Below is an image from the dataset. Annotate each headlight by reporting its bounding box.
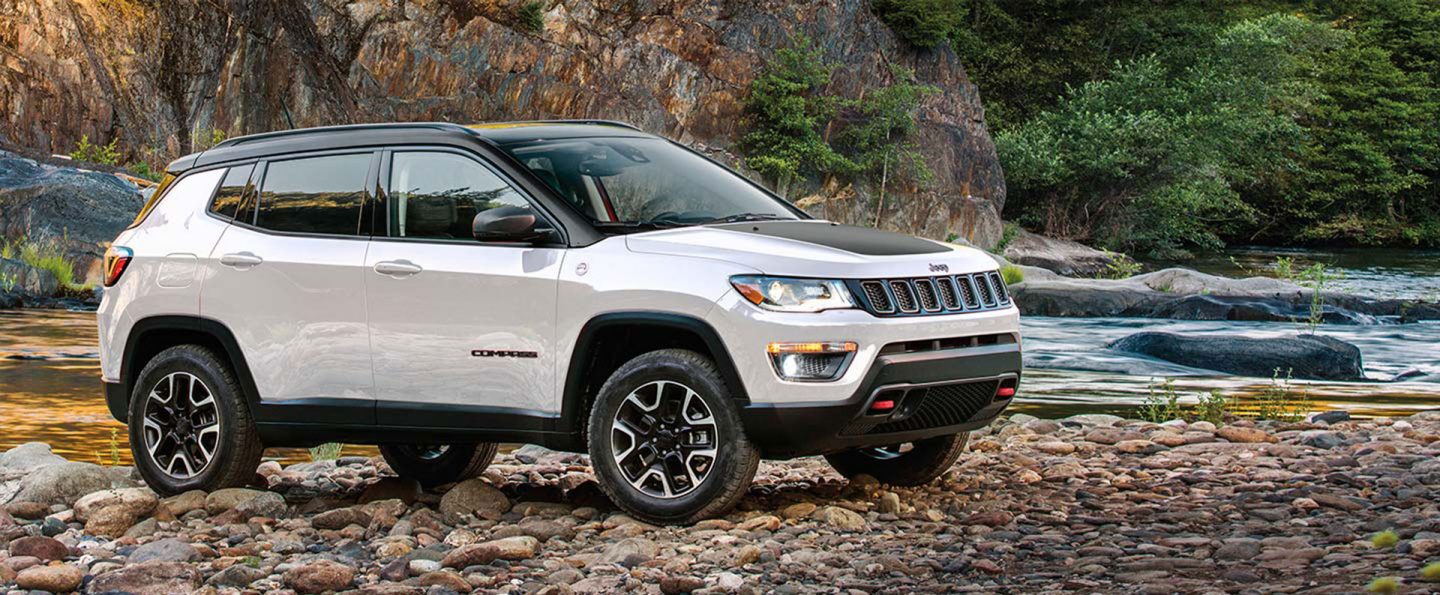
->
[730,276,856,313]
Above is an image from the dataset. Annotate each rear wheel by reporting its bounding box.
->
[824,433,969,486]
[379,443,498,488]
[587,349,759,525]
[129,345,263,495]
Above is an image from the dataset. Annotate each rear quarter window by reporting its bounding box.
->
[208,164,256,221]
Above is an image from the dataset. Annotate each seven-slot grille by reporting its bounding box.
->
[851,271,1011,316]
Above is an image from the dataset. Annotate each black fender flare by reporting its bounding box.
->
[557,311,750,436]
[115,315,262,419]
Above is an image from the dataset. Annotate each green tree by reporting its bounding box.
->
[872,0,967,49]
[836,67,936,226]
[999,15,1341,254]
[739,37,849,197]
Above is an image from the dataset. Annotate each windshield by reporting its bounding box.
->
[497,137,801,228]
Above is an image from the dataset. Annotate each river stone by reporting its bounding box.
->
[207,563,267,588]
[85,503,144,538]
[418,570,472,592]
[0,442,67,472]
[89,560,203,594]
[11,462,113,506]
[441,535,540,568]
[9,535,68,561]
[160,490,207,516]
[313,506,373,530]
[814,506,867,531]
[205,488,271,514]
[596,537,659,567]
[283,559,356,594]
[1216,426,1271,444]
[129,538,201,563]
[15,563,83,592]
[1109,332,1364,381]
[438,478,511,519]
[74,487,158,522]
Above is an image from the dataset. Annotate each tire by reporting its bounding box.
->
[128,345,264,496]
[379,443,498,488]
[824,433,970,486]
[586,349,759,525]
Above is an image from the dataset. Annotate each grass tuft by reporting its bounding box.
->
[1422,562,1440,581]
[1000,264,1025,285]
[1370,529,1400,549]
[308,443,345,462]
[1366,577,1399,594]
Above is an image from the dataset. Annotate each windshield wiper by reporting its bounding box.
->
[592,220,689,232]
[702,213,786,224]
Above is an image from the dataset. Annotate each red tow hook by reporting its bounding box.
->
[868,399,896,413]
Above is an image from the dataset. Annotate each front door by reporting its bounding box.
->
[364,149,565,429]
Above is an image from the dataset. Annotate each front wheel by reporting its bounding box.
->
[586,349,759,525]
[379,443,498,488]
[824,433,969,486]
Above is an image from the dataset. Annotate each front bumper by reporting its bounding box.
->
[739,341,1021,458]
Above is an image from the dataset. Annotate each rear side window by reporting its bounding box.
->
[255,154,370,236]
[208,164,255,220]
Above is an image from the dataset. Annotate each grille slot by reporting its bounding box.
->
[958,276,979,309]
[889,281,918,313]
[989,271,1010,303]
[975,274,996,306]
[864,380,1000,435]
[914,279,941,311]
[861,281,893,313]
[935,278,960,309]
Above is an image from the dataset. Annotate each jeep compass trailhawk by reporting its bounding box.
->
[98,121,1021,524]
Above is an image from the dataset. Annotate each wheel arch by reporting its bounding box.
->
[115,315,260,422]
[558,312,749,445]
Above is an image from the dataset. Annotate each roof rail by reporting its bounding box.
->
[212,122,474,149]
[542,120,643,131]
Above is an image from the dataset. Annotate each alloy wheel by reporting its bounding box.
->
[140,371,221,479]
[395,445,451,460]
[610,380,719,499]
[857,443,914,461]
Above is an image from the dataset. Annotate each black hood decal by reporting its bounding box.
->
[713,221,951,256]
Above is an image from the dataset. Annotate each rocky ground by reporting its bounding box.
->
[2,412,1439,594]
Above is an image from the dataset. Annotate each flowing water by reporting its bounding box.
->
[2,247,1438,461]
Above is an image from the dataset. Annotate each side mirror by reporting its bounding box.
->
[472,206,555,243]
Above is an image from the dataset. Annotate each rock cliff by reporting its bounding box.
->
[0,0,1005,245]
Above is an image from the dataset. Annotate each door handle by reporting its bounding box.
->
[374,260,423,278]
[219,252,263,269]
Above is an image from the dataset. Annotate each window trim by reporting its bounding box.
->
[204,161,260,222]
[220,148,382,242]
[374,146,569,248]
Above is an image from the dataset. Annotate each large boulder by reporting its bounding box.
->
[1108,332,1364,380]
[1002,229,1115,276]
[1011,267,1440,323]
[0,442,66,473]
[9,461,114,506]
[0,151,142,285]
[86,561,203,595]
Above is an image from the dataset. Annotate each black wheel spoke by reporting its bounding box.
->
[611,380,719,499]
[142,371,221,479]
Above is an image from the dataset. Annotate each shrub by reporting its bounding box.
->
[1252,369,1311,422]
[834,66,935,226]
[517,1,544,33]
[993,222,1021,253]
[18,235,83,292]
[872,0,966,49]
[1101,250,1142,279]
[70,135,120,165]
[1000,264,1024,285]
[739,36,848,197]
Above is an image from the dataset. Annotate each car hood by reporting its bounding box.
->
[624,220,998,278]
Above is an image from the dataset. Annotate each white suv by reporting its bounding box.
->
[97,121,1021,524]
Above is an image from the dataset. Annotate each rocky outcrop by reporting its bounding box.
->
[1,0,1006,246]
[1011,268,1440,323]
[0,150,143,286]
[1108,332,1366,381]
[1001,229,1115,276]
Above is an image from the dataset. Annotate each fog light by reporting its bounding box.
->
[767,341,857,381]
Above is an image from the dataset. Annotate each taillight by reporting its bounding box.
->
[103,246,133,287]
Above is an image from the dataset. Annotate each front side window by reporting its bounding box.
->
[497,137,799,228]
[388,151,536,240]
[255,154,370,236]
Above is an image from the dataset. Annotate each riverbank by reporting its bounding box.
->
[3,413,1437,594]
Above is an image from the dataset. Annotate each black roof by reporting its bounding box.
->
[166,120,652,173]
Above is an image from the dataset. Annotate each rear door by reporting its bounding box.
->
[201,151,378,422]
[364,149,565,428]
